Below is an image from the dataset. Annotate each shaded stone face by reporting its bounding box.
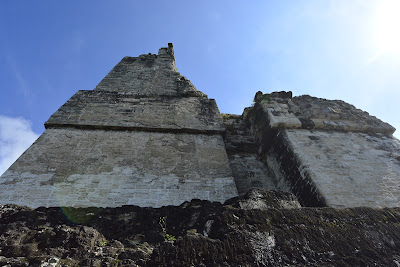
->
[0,43,238,208]
[222,114,291,195]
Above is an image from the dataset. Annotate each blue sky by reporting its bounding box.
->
[0,0,399,174]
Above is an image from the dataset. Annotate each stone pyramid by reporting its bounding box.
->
[0,44,238,208]
[2,44,400,209]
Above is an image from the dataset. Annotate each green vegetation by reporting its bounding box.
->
[221,113,233,120]
[256,93,272,103]
[159,216,177,242]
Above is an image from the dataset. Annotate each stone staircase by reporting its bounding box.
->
[222,114,277,195]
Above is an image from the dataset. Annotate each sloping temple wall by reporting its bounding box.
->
[0,44,238,208]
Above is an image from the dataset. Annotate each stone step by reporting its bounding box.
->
[223,115,258,154]
[228,154,277,195]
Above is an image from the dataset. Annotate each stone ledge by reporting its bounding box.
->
[45,90,225,133]
[252,92,395,135]
[44,124,225,135]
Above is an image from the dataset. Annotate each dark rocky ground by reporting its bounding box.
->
[1,189,399,267]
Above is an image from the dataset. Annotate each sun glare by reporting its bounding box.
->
[375,0,400,54]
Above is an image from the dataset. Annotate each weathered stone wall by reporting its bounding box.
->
[95,44,204,97]
[1,43,399,210]
[45,91,224,133]
[286,130,400,208]
[0,43,238,208]
[245,92,400,208]
[253,91,395,134]
[1,128,237,208]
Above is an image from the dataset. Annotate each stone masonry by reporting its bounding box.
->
[243,91,400,208]
[0,44,238,208]
[0,44,399,209]
[222,114,290,195]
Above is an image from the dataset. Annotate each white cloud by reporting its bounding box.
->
[0,115,39,176]
[5,54,32,102]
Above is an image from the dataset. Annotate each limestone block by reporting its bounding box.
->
[267,111,302,129]
[260,101,302,129]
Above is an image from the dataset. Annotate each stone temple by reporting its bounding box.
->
[1,43,399,208]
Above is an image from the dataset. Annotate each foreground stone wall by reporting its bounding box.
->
[1,190,399,266]
[245,91,400,208]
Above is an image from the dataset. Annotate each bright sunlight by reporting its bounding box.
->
[375,0,400,54]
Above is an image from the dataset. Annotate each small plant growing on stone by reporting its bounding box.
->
[259,94,272,103]
[221,113,233,120]
[159,216,176,242]
[166,233,176,241]
[112,252,120,267]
